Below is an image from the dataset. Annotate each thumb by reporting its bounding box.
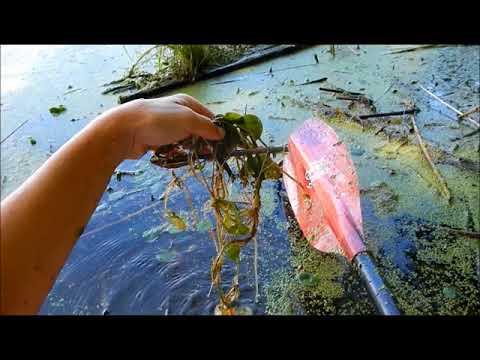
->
[187,111,225,140]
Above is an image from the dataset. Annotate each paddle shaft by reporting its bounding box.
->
[353,252,400,315]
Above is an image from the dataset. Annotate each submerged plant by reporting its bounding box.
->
[151,111,286,314]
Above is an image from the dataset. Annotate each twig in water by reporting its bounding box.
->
[122,45,133,62]
[374,126,386,136]
[458,105,480,119]
[102,83,137,95]
[297,77,328,86]
[384,45,446,55]
[329,45,336,57]
[419,85,480,128]
[64,88,85,95]
[374,83,394,103]
[450,128,480,141]
[318,87,364,96]
[358,108,419,119]
[410,112,451,201]
[348,45,360,55]
[1,118,30,144]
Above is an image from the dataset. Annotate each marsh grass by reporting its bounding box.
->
[104,45,252,94]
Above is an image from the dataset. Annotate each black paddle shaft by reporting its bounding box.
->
[353,252,401,315]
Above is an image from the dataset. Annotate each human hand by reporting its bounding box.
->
[107,94,225,160]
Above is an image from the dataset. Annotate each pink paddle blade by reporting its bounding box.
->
[283,118,366,261]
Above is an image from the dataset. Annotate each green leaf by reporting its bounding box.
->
[213,199,238,215]
[242,114,263,140]
[49,105,66,116]
[165,210,187,231]
[223,122,242,147]
[222,212,237,230]
[28,136,37,145]
[223,112,244,123]
[231,223,249,235]
[225,243,241,262]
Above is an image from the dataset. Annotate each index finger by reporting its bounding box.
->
[172,93,214,119]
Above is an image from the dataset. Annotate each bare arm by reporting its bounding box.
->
[0,94,223,314]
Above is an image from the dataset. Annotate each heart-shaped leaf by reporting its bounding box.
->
[223,112,244,123]
[242,114,263,140]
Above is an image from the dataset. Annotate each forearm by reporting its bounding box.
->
[0,94,222,315]
[1,110,131,314]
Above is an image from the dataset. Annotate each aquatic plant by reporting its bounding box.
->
[151,111,286,314]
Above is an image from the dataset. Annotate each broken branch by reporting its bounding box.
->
[458,105,480,119]
[358,108,420,119]
[410,112,451,201]
[297,77,328,86]
[384,45,447,55]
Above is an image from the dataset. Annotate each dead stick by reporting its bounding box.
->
[119,45,310,103]
[359,109,419,119]
[297,77,328,86]
[419,85,480,128]
[230,145,288,157]
[411,113,451,201]
[319,87,364,96]
[458,105,480,119]
[1,118,30,144]
[451,128,480,141]
[384,45,446,55]
[348,45,360,55]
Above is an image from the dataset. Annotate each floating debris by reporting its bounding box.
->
[206,101,226,105]
[49,105,67,116]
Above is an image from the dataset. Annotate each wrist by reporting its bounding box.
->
[90,104,138,164]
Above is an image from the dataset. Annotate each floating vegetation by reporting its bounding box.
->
[28,136,37,145]
[49,105,66,116]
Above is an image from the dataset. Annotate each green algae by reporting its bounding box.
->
[265,215,376,315]
[360,181,399,215]
[377,225,479,315]
[266,109,478,315]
